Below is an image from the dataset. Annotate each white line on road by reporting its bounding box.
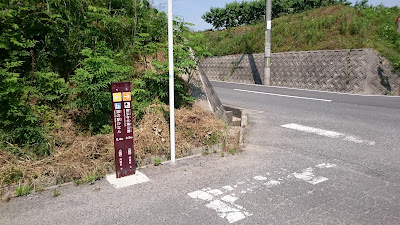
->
[281,123,375,146]
[213,80,400,98]
[281,123,344,138]
[234,89,332,102]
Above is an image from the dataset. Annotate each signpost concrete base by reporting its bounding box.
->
[106,171,150,189]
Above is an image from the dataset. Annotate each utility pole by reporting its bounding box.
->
[264,0,271,85]
[168,0,175,163]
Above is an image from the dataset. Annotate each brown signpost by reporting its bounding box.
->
[111,82,135,178]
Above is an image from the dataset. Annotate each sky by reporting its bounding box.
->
[151,0,400,31]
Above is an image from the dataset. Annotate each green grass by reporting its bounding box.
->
[73,173,101,185]
[188,4,400,71]
[153,157,163,166]
[53,188,60,197]
[2,168,23,185]
[15,185,30,197]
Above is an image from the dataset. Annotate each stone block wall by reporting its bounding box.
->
[199,49,399,95]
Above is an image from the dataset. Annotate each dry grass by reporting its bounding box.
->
[0,104,227,199]
[135,104,226,163]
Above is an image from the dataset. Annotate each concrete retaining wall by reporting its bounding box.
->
[183,50,229,125]
[199,49,399,95]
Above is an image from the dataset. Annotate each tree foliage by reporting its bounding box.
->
[202,0,350,30]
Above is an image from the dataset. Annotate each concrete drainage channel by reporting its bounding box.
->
[224,105,243,127]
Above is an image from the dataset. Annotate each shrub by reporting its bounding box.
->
[71,42,131,134]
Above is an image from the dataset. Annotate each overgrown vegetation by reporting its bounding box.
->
[0,0,230,194]
[0,0,196,157]
[190,4,400,71]
[202,0,349,30]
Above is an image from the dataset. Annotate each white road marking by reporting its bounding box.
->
[222,186,234,191]
[264,180,280,188]
[206,200,240,213]
[188,190,213,201]
[188,163,337,223]
[281,123,344,138]
[224,212,246,224]
[234,89,332,102]
[315,163,337,169]
[343,136,375,146]
[207,189,224,196]
[292,168,329,185]
[281,123,375,146]
[206,200,248,223]
[190,190,251,224]
[253,176,268,181]
[212,80,400,98]
[221,195,239,203]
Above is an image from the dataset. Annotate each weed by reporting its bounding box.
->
[73,173,100,185]
[53,188,60,197]
[202,151,209,156]
[241,135,246,144]
[222,140,227,149]
[74,179,81,186]
[381,76,389,85]
[211,132,220,144]
[34,187,44,192]
[2,168,23,185]
[230,60,239,76]
[99,125,112,134]
[221,152,225,157]
[229,148,236,155]
[153,157,163,166]
[15,185,30,197]
[85,174,98,184]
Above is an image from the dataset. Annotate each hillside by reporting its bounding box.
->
[188,4,400,71]
[0,0,232,196]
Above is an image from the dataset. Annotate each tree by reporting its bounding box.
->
[202,0,350,30]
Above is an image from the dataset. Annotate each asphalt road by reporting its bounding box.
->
[1,81,399,224]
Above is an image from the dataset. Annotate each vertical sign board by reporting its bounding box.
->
[111,82,135,178]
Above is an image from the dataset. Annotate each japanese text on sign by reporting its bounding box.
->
[111,82,135,178]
